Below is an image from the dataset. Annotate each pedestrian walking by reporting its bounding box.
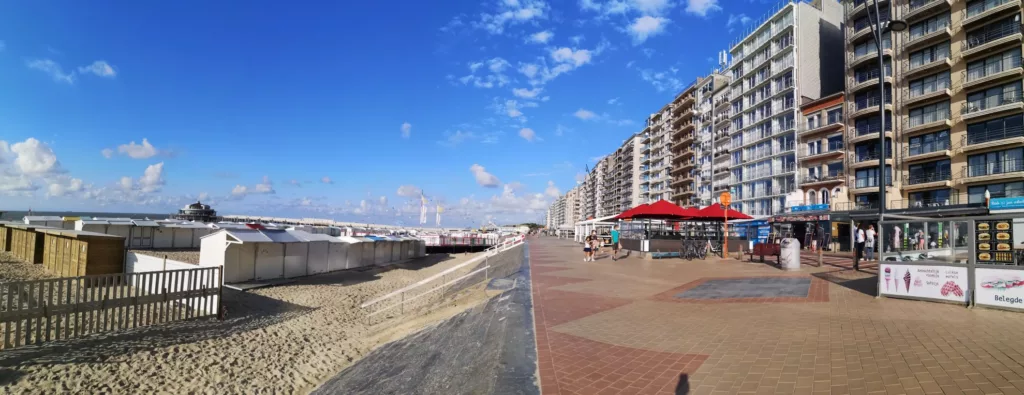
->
[610,225,621,261]
[854,223,866,270]
[865,225,876,262]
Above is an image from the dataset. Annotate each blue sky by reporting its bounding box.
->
[0,0,783,226]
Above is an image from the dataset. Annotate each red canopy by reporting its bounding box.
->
[693,204,753,221]
[615,203,650,220]
[630,200,697,220]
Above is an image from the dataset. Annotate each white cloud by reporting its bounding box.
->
[397,184,422,197]
[231,176,275,199]
[46,177,84,198]
[115,138,159,159]
[138,162,165,193]
[459,57,512,88]
[26,59,75,84]
[379,196,388,206]
[10,138,61,175]
[231,185,248,197]
[608,97,620,105]
[512,87,542,99]
[628,15,669,44]
[198,192,209,201]
[632,0,673,14]
[470,164,501,187]
[569,35,585,44]
[321,176,333,184]
[639,68,684,92]
[0,173,38,195]
[120,176,134,191]
[544,180,560,197]
[400,122,412,138]
[554,124,571,136]
[474,0,549,34]
[528,30,554,44]
[685,0,721,17]
[551,47,592,67]
[101,148,114,159]
[77,61,117,78]
[519,128,537,142]
[574,109,597,120]
[288,179,302,187]
[727,13,752,29]
[515,41,607,87]
[505,100,525,118]
[254,176,274,194]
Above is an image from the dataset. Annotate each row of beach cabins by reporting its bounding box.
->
[0,216,506,286]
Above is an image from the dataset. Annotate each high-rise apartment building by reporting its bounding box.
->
[563,186,580,227]
[601,134,642,214]
[643,105,677,204]
[727,0,845,217]
[695,72,732,206]
[890,0,1024,210]
[593,157,608,218]
[668,84,698,206]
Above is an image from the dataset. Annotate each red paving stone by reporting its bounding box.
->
[528,236,1024,395]
[650,275,830,304]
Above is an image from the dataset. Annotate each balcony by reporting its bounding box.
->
[905,26,952,52]
[962,158,1024,183]
[963,126,1024,151]
[903,140,954,163]
[849,98,892,119]
[903,87,952,107]
[848,0,886,19]
[849,74,892,93]
[848,24,879,44]
[850,48,891,69]
[963,57,1024,90]
[904,0,952,23]
[903,170,953,190]
[962,24,1023,59]
[799,120,844,137]
[888,193,976,210]
[835,201,880,211]
[903,57,953,80]
[903,116,953,136]
[798,142,845,162]
[849,178,893,193]
[849,125,893,144]
[961,95,1024,121]
[963,0,1022,28]
[849,150,894,169]
[679,146,696,158]
[799,172,846,187]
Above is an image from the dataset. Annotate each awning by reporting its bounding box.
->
[693,204,753,221]
[576,214,619,225]
[619,200,696,220]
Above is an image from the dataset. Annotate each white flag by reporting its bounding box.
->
[419,193,428,224]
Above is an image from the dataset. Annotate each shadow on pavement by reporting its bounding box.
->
[675,373,691,394]
[812,270,878,297]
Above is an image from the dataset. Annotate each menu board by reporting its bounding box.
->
[880,264,968,303]
[976,220,1015,264]
[976,268,1024,309]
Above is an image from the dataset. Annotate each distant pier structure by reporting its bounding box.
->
[171,201,219,223]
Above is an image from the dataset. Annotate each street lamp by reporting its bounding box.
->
[863,0,905,270]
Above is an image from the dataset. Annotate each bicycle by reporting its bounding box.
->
[707,239,723,258]
[679,239,708,260]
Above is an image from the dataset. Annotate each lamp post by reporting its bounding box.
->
[862,0,905,269]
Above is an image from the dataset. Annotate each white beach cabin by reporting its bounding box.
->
[24,216,66,228]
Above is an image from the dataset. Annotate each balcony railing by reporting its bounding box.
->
[964,23,1022,51]
[904,170,952,185]
[800,141,844,158]
[904,140,951,157]
[966,158,1024,177]
[966,0,1017,20]
[966,55,1022,82]
[800,172,845,184]
[854,177,892,189]
[854,149,892,162]
[835,201,880,211]
[888,193,974,210]
[854,96,891,112]
[961,94,1024,115]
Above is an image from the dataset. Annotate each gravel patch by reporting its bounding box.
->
[0,249,509,394]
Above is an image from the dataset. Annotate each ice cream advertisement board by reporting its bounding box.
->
[975,268,1024,310]
[879,264,968,303]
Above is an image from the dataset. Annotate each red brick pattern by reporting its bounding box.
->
[650,276,830,304]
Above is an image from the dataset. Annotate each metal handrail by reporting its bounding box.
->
[903,170,952,185]
[965,158,1024,177]
[904,139,952,157]
[888,193,970,210]
[964,125,1024,145]
[966,0,1016,20]
[964,55,1022,82]
[964,23,1022,51]
[962,94,1024,115]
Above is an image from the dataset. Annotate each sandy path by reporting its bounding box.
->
[0,252,55,282]
[0,250,493,394]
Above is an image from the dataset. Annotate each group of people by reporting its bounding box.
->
[582,225,621,262]
[854,223,877,269]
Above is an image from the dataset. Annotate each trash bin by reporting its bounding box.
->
[779,238,801,271]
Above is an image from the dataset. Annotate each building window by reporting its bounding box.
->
[855,140,892,161]
[853,90,891,112]
[909,41,950,69]
[966,15,1022,50]
[907,159,951,184]
[855,167,892,189]
[821,190,830,205]
[854,37,892,58]
[907,101,950,128]
[854,114,892,136]
[855,193,879,209]
[967,0,1014,17]
[827,108,843,124]
[969,181,1024,204]
[806,114,820,129]
[908,130,951,156]
[966,48,1022,82]
[908,13,950,41]
[967,148,1024,177]
[908,71,950,98]
[854,62,891,84]
[967,113,1024,144]
[854,9,890,33]
[909,189,951,207]
[964,81,1022,114]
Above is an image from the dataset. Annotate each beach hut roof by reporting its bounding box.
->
[337,236,366,243]
[24,216,64,222]
[38,228,124,239]
[132,220,161,227]
[79,219,110,225]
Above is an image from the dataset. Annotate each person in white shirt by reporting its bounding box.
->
[865,225,876,261]
[854,223,866,270]
[893,225,902,252]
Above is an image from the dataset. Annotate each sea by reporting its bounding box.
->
[0,210,172,222]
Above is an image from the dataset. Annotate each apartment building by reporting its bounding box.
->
[696,72,732,206]
[668,84,699,206]
[798,92,850,207]
[601,134,642,215]
[891,0,1024,210]
[593,156,608,218]
[563,186,580,227]
[727,0,845,218]
[642,106,677,204]
[546,195,565,230]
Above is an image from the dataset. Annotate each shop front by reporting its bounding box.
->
[770,204,851,252]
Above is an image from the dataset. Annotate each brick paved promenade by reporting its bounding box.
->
[529,236,1024,395]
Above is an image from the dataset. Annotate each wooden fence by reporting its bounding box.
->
[0,266,222,350]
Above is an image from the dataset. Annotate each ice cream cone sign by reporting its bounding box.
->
[884,267,891,291]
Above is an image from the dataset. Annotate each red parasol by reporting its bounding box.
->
[693,204,753,221]
[615,203,650,220]
[630,200,696,220]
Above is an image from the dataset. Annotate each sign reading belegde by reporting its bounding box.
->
[975,268,1024,310]
[879,264,968,303]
